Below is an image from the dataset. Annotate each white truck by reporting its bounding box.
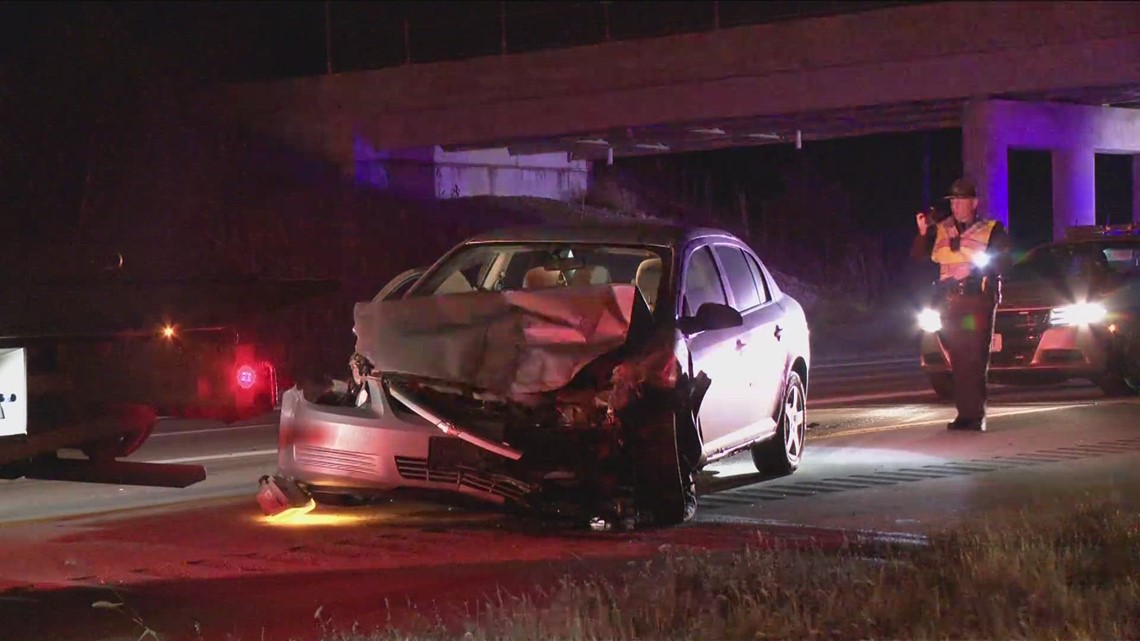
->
[1,345,206,487]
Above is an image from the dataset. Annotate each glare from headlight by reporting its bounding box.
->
[971,252,991,269]
[918,308,942,333]
[1049,302,1107,326]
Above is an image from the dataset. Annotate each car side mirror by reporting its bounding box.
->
[678,302,743,335]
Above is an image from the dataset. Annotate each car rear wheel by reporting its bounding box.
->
[751,371,807,476]
[928,373,954,401]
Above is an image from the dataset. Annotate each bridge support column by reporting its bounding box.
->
[353,138,591,201]
[962,100,1009,230]
[1052,149,1096,240]
[1134,155,1140,223]
[962,99,1140,240]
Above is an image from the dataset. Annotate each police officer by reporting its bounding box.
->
[913,177,1013,431]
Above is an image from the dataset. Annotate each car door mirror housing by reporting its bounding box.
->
[679,302,744,335]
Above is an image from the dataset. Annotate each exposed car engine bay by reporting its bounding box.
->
[291,285,700,528]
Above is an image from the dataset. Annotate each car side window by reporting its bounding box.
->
[682,246,727,315]
[714,245,761,311]
[745,253,773,304]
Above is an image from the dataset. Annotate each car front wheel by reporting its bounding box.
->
[751,371,806,476]
[628,391,694,527]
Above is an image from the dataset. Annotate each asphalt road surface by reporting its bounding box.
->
[1,357,1138,640]
[1,355,1121,524]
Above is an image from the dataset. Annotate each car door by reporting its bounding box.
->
[711,244,783,447]
[678,244,749,456]
[744,248,789,429]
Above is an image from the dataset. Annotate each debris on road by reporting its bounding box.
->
[256,474,315,521]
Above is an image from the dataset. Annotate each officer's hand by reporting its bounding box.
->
[915,211,930,235]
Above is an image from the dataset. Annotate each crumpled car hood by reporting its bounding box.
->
[353,283,639,397]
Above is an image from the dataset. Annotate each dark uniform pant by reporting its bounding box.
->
[937,288,998,421]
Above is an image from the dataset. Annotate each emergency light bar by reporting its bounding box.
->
[1065,223,1140,241]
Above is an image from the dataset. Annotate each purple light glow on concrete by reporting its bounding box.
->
[1052,149,1097,240]
[964,100,1140,240]
[351,137,590,201]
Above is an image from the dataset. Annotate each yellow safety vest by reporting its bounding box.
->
[932,218,996,281]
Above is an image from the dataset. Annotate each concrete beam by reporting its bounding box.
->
[193,2,1140,167]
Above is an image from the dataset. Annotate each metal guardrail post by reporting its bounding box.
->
[603,1,611,41]
[403,18,411,64]
[500,1,507,55]
[324,0,333,73]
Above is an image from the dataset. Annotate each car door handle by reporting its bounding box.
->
[774,325,783,340]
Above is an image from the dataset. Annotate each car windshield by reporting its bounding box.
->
[1008,242,1140,281]
[411,242,670,311]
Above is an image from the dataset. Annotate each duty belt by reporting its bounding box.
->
[933,276,991,297]
[931,277,1002,308]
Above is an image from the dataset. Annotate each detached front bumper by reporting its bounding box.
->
[920,308,1116,383]
[276,383,525,505]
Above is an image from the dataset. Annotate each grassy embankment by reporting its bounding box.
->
[317,497,1138,640]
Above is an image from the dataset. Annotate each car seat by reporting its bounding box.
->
[570,265,611,287]
[634,257,662,311]
[524,266,562,288]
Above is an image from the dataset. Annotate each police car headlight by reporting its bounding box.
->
[970,252,991,269]
[1049,302,1107,326]
[918,308,943,333]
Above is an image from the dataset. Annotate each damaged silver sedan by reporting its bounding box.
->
[265,223,811,527]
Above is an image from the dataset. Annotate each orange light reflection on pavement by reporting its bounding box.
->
[258,502,403,528]
[261,499,317,525]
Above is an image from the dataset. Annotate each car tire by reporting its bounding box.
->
[628,392,691,526]
[928,373,955,401]
[751,371,807,476]
[1095,342,1140,397]
[1095,373,1133,397]
[81,404,157,462]
[0,459,31,480]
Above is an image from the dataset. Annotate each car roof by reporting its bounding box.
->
[462,220,742,248]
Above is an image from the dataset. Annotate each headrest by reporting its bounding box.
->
[523,266,562,289]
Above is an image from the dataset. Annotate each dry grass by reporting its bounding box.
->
[319,499,1140,640]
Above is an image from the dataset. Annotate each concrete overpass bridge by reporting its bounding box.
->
[194,1,1140,237]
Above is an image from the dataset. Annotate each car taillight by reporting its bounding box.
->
[236,365,257,390]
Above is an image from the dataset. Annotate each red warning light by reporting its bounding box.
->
[236,365,257,390]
